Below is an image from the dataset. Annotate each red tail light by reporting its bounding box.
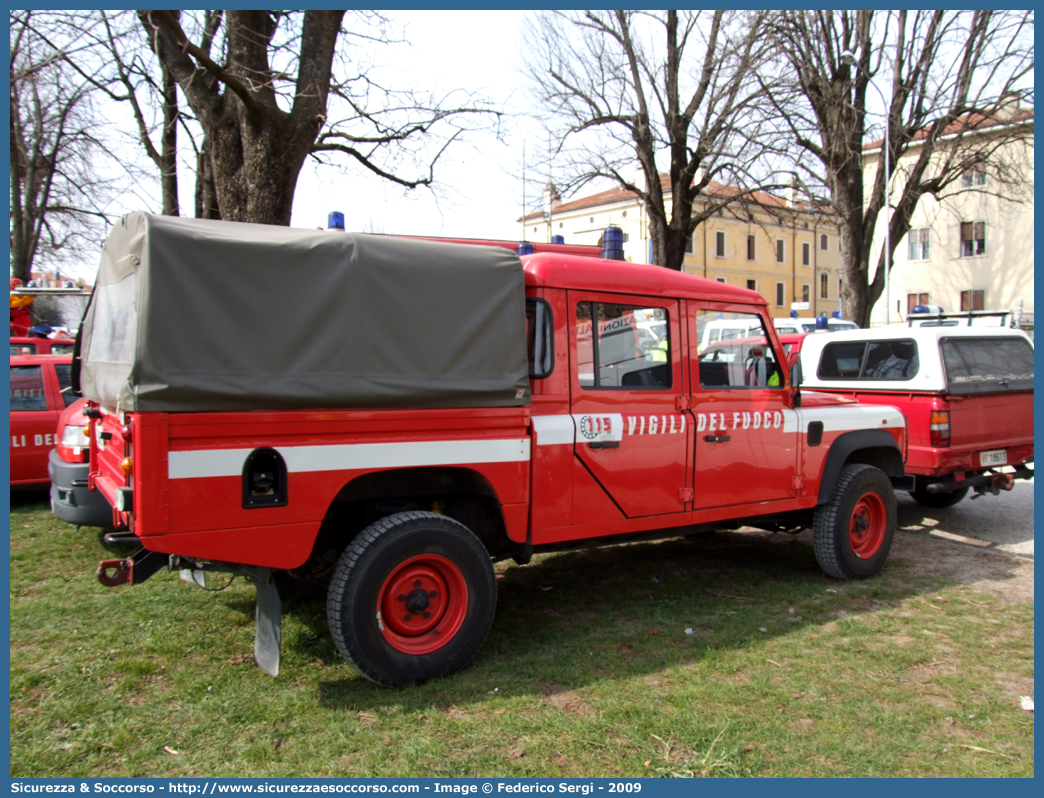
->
[929,410,950,447]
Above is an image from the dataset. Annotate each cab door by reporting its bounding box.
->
[568,293,692,518]
[688,304,797,509]
[10,360,62,484]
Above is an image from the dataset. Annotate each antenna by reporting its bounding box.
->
[522,140,526,241]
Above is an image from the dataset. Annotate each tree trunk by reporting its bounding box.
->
[159,64,179,216]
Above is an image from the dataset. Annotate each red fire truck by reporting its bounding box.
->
[77,214,908,685]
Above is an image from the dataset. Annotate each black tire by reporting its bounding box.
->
[326,511,496,686]
[813,464,896,580]
[910,484,969,508]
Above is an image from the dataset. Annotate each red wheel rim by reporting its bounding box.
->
[849,491,886,558]
[377,554,468,654]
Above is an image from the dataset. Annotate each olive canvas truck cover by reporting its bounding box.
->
[77,213,530,412]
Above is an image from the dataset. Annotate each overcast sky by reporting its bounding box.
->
[289,10,535,241]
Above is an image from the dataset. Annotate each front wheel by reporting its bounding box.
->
[326,511,496,686]
[910,484,969,508]
[813,464,896,580]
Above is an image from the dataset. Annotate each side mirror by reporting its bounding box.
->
[790,358,803,407]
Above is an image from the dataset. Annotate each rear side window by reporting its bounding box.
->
[942,337,1034,395]
[525,298,553,379]
[818,339,919,380]
[11,366,48,411]
[11,343,37,355]
[50,342,75,355]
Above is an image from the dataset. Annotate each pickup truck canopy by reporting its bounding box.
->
[78,213,529,412]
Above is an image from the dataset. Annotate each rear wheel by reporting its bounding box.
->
[910,484,969,508]
[813,464,896,580]
[326,511,496,686]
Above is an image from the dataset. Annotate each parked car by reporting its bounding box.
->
[774,317,859,335]
[10,335,77,356]
[49,396,114,528]
[798,325,1033,507]
[10,354,75,487]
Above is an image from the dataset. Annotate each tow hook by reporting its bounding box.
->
[983,472,1015,496]
[95,548,169,587]
[96,558,134,586]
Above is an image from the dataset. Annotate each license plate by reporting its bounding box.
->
[979,449,1007,467]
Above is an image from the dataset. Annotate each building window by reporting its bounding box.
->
[715,230,726,258]
[820,273,829,299]
[684,235,693,254]
[907,227,930,261]
[961,166,987,188]
[907,293,930,314]
[775,239,785,264]
[801,284,810,303]
[715,276,726,284]
[960,290,985,312]
[746,234,756,261]
[746,279,757,292]
[775,282,785,307]
[960,221,986,257]
[802,242,811,267]
[820,233,829,251]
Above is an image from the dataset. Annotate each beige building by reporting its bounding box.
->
[864,104,1034,327]
[522,176,846,323]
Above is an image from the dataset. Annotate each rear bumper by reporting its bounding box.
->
[48,450,113,528]
[921,464,1034,494]
[906,442,1034,477]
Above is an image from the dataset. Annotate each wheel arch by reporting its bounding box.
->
[315,466,513,560]
[816,430,904,506]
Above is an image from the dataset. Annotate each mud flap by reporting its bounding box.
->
[254,567,282,677]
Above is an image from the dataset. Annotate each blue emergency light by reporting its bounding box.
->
[327,211,345,230]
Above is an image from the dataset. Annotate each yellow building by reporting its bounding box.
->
[522,175,845,323]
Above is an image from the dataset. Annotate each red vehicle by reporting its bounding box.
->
[799,324,1033,507]
[78,214,909,684]
[49,397,114,528]
[9,354,76,487]
[10,336,77,356]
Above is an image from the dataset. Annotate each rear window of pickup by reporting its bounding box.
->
[942,336,1034,395]
[817,339,919,381]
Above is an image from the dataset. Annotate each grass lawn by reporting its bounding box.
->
[9,493,1034,778]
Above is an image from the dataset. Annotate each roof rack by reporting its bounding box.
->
[906,309,1015,327]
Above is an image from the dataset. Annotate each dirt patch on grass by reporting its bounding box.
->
[544,687,594,716]
[731,527,1033,605]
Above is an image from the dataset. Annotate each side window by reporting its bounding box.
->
[51,343,75,355]
[696,310,783,389]
[862,341,919,379]
[818,342,867,379]
[54,363,77,407]
[11,343,37,355]
[11,366,48,411]
[525,299,553,379]
[575,302,670,390]
[818,339,919,380]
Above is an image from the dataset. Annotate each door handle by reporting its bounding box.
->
[588,441,620,449]
[704,435,730,443]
